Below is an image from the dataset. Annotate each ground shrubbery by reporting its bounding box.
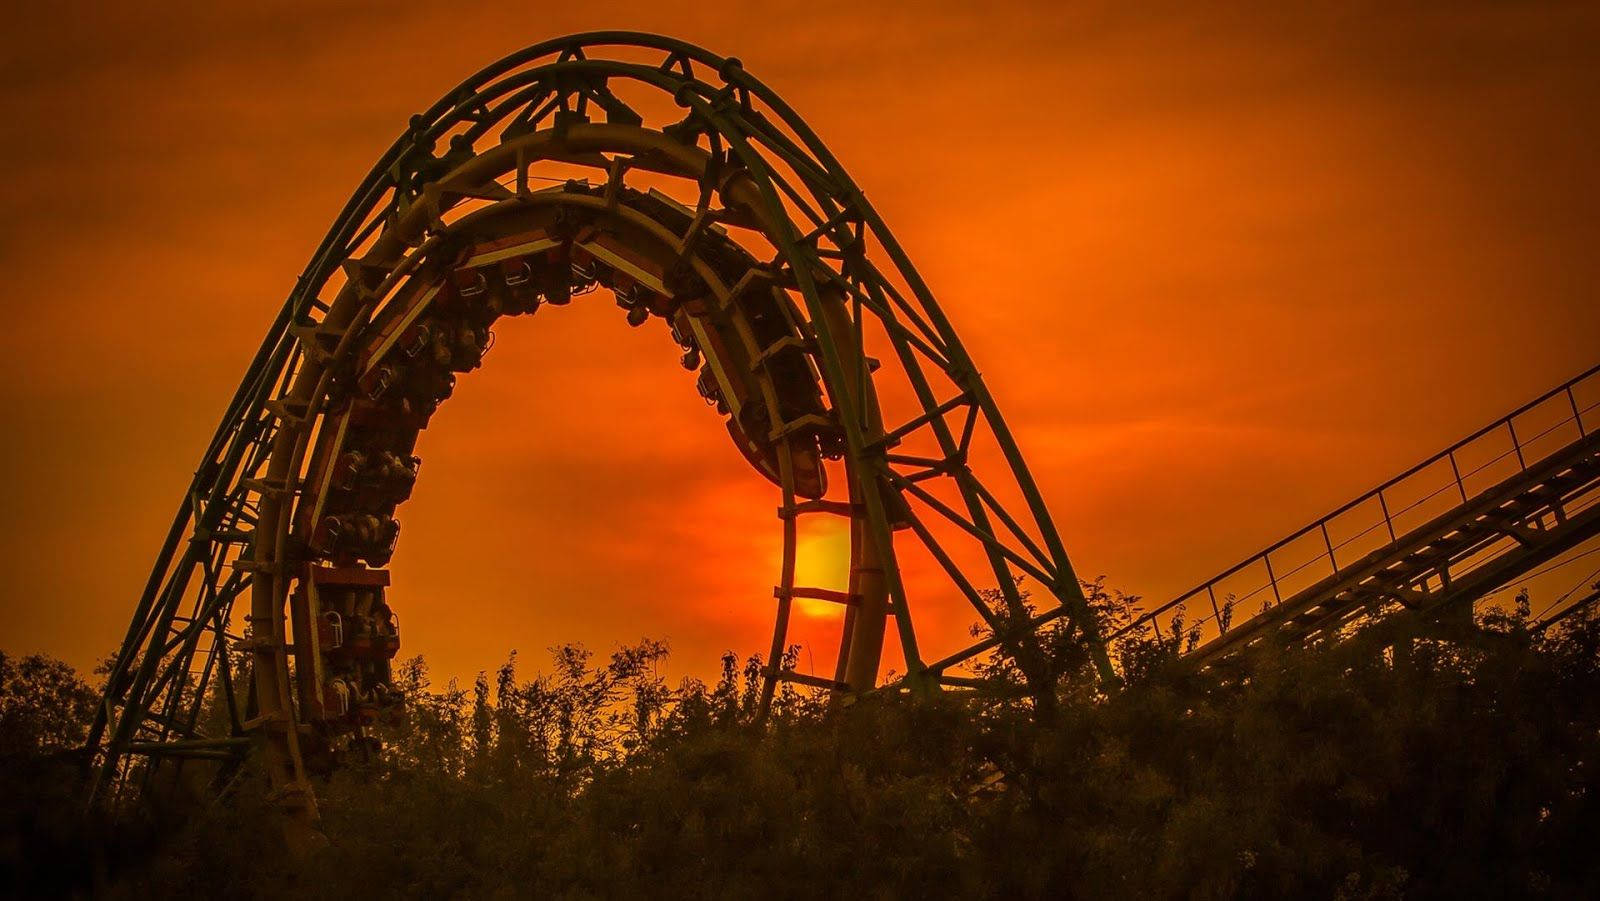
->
[6,586,1600,899]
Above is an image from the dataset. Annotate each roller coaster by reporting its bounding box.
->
[85,33,1600,824]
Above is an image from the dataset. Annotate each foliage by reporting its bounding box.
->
[0,653,102,895]
[7,590,1600,899]
[0,652,97,759]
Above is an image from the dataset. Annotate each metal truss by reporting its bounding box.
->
[1123,363,1600,668]
[84,32,1116,819]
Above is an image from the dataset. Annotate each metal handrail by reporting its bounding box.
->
[1119,361,1600,641]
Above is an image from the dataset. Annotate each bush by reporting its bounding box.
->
[8,592,1600,898]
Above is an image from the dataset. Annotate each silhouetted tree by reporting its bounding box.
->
[9,592,1600,898]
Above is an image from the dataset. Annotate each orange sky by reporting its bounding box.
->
[2,1,1598,686]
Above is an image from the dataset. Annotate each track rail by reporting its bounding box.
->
[1125,363,1600,662]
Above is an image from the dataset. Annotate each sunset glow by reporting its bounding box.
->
[3,1,1598,689]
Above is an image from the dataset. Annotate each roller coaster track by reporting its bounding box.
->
[84,30,1599,827]
[85,33,1118,821]
[1121,363,1600,667]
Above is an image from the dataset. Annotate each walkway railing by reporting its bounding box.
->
[1118,362,1600,648]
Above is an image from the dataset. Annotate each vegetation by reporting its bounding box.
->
[5,586,1600,899]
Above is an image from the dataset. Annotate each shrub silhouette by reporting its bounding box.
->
[6,586,1600,898]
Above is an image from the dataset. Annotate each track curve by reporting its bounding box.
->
[87,33,1113,820]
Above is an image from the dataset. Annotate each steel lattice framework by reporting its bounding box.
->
[85,33,1118,818]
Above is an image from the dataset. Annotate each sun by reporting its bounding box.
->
[791,518,852,620]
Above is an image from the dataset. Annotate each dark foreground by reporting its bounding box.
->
[6,586,1600,899]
